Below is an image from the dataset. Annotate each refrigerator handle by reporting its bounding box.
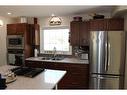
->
[107,43,111,71]
[105,42,108,71]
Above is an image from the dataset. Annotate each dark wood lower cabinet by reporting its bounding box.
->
[25,60,43,68]
[44,62,89,89]
[57,64,89,89]
[25,60,89,89]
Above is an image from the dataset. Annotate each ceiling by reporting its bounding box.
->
[0,6,116,17]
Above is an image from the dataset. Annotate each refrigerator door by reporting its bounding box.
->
[90,74,120,89]
[90,31,125,75]
[106,31,125,75]
[90,31,107,74]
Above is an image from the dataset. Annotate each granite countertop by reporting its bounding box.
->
[0,65,66,89]
[26,57,89,64]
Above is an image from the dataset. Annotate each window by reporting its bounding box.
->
[40,27,72,55]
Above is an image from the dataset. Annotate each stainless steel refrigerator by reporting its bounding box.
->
[89,31,126,89]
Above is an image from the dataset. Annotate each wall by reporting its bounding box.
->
[38,12,111,29]
[124,14,127,89]
[0,16,15,66]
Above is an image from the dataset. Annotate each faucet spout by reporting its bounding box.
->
[53,47,57,58]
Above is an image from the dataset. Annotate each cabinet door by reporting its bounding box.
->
[70,21,81,46]
[34,24,40,45]
[79,21,90,46]
[107,19,124,31]
[57,64,89,89]
[7,24,17,35]
[16,23,26,35]
[90,19,107,31]
[7,23,27,35]
[25,60,43,68]
[30,24,40,45]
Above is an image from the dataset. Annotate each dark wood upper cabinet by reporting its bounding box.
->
[70,21,80,46]
[70,21,89,46]
[7,24,17,35]
[79,21,90,46]
[107,19,124,31]
[7,23,40,46]
[7,23,27,35]
[89,19,107,31]
[30,24,40,46]
[89,18,124,31]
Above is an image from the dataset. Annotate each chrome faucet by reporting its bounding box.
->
[53,47,57,58]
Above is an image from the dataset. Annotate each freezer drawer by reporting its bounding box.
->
[90,75,120,89]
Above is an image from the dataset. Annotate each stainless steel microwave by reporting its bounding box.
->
[7,35,24,49]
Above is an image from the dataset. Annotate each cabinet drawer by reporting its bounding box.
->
[43,62,58,69]
[25,61,43,68]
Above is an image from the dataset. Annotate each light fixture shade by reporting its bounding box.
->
[49,16,62,26]
[0,20,3,27]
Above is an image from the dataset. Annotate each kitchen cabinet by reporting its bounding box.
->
[57,63,89,89]
[44,62,89,89]
[25,60,89,89]
[7,23,40,66]
[79,21,90,46]
[70,21,80,46]
[70,21,89,46]
[7,23,27,35]
[107,19,124,31]
[89,18,124,31]
[89,19,107,31]
[29,24,40,46]
[25,60,43,68]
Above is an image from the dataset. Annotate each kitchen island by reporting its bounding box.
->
[0,65,66,89]
[25,57,89,89]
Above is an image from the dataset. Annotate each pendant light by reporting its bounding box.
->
[49,14,62,26]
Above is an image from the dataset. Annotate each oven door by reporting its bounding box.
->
[8,54,24,66]
[7,35,24,49]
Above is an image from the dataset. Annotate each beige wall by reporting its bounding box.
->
[0,16,15,66]
[38,12,111,29]
[124,15,127,89]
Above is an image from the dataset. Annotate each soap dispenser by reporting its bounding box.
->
[34,48,38,57]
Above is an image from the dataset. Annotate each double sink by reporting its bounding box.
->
[41,56,64,61]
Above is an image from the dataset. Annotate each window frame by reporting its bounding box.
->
[40,26,72,55]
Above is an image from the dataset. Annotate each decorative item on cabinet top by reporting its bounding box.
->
[89,13,105,19]
[49,14,62,26]
[73,16,82,21]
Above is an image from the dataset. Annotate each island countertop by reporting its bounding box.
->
[0,65,66,89]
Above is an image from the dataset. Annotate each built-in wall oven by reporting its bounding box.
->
[7,49,24,66]
[7,35,25,66]
[7,35,24,49]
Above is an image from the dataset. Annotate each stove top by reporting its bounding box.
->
[11,67,44,78]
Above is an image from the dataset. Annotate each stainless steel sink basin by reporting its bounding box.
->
[41,56,64,61]
[41,57,52,60]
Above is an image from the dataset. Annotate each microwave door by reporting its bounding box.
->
[7,35,24,49]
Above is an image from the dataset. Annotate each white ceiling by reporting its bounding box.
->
[0,6,116,17]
